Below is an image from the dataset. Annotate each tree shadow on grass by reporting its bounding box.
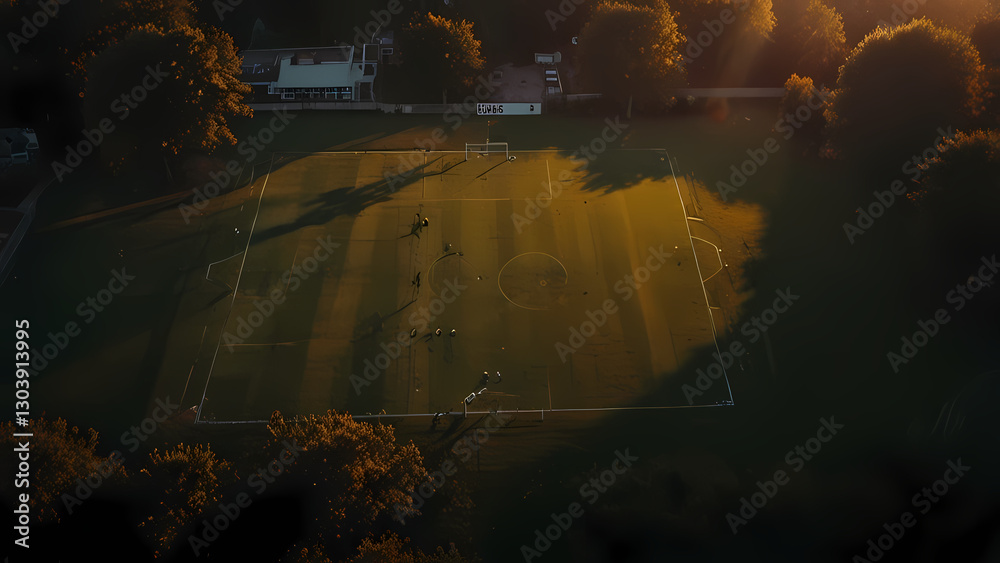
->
[561,149,675,195]
[249,153,454,246]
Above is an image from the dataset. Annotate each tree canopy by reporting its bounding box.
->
[264,410,426,548]
[1,0,250,168]
[909,129,1000,280]
[135,443,237,558]
[824,18,987,169]
[577,0,687,110]
[779,73,828,152]
[403,12,486,101]
[972,14,1000,121]
[0,417,125,523]
[83,22,251,167]
[790,0,847,84]
[345,533,476,563]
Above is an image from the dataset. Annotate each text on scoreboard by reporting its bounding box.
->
[477,103,542,116]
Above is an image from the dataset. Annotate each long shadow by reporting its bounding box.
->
[564,149,675,195]
[249,155,453,246]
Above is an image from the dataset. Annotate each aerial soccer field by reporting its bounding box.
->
[189,148,728,422]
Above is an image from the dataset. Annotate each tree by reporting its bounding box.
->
[790,0,847,84]
[346,533,476,563]
[909,129,1000,284]
[668,0,776,86]
[83,22,251,169]
[919,0,995,33]
[830,0,997,44]
[0,417,125,523]
[403,13,486,103]
[577,0,687,111]
[971,15,1000,123]
[914,129,1000,195]
[824,18,987,171]
[779,74,829,153]
[135,443,237,558]
[2,0,250,172]
[264,410,426,551]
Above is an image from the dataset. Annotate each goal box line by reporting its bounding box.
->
[465,142,509,161]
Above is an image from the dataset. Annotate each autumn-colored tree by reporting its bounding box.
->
[1,0,198,94]
[791,0,848,83]
[824,19,987,171]
[670,0,777,42]
[972,15,1000,123]
[1,0,250,168]
[134,443,237,557]
[403,13,486,103]
[914,129,1000,195]
[0,417,125,523]
[577,0,687,110]
[82,22,251,169]
[264,410,426,549]
[346,533,476,563]
[667,0,775,86]
[829,0,996,45]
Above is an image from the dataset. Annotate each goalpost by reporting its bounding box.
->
[465,142,509,161]
[461,389,544,427]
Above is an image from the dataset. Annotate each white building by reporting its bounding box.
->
[240,45,379,104]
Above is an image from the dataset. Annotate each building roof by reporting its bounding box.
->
[273,57,363,89]
[0,129,28,159]
[241,46,355,85]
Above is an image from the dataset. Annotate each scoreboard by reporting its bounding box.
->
[477,102,542,116]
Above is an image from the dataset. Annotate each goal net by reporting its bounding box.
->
[466,390,544,427]
[465,142,509,161]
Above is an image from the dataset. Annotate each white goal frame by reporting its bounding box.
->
[465,142,509,161]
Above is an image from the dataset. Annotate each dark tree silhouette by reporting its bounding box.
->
[134,443,237,558]
[264,410,426,554]
[577,0,687,111]
[0,417,126,524]
[824,18,987,173]
[403,12,486,103]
